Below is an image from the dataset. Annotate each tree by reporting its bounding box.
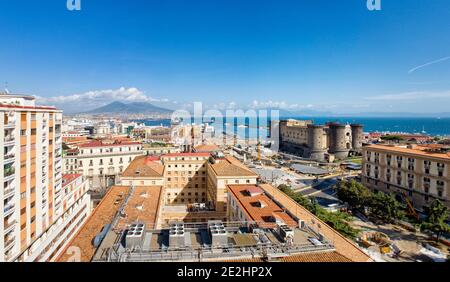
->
[369,192,404,223]
[336,180,372,212]
[421,200,450,241]
[278,184,360,239]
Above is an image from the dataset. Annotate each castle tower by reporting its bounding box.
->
[307,124,327,161]
[351,124,364,153]
[328,123,350,160]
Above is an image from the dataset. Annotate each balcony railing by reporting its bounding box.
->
[4,203,15,216]
[4,220,17,233]
[4,187,15,198]
[4,122,16,129]
[4,237,16,251]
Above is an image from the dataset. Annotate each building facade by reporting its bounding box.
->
[279,119,364,162]
[362,144,450,212]
[0,94,90,262]
[63,140,143,191]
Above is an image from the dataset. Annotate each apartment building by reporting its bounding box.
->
[0,94,90,262]
[362,144,450,212]
[207,155,258,212]
[63,140,143,191]
[120,152,258,226]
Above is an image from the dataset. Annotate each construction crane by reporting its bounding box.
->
[402,191,419,220]
[257,142,261,161]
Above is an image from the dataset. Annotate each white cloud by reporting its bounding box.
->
[36,87,160,105]
[366,90,450,101]
[249,100,314,110]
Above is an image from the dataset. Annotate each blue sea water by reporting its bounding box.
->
[137,117,450,137]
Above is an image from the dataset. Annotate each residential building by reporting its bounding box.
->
[0,94,90,262]
[63,139,143,191]
[362,144,450,212]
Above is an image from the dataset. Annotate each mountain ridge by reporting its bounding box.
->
[84,101,173,114]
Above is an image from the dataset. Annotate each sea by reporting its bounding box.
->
[135,117,450,138]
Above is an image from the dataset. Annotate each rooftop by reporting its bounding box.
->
[161,152,211,158]
[221,251,352,262]
[366,144,450,160]
[228,185,298,228]
[57,186,130,262]
[115,186,163,230]
[122,155,164,178]
[194,143,220,152]
[78,140,141,148]
[62,174,82,188]
[210,156,258,177]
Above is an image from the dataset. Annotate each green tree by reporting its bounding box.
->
[278,184,360,239]
[421,200,450,242]
[369,192,404,223]
[336,180,372,212]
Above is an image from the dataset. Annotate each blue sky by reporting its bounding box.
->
[0,0,449,114]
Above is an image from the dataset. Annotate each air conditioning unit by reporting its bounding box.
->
[277,224,294,243]
[125,222,146,249]
[208,221,228,246]
[169,222,185,248]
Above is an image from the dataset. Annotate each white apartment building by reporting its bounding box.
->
[63,140,143,191]
[0,94,91,262]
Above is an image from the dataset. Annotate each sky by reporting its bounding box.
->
[0,0,449,114]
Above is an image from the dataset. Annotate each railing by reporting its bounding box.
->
[4,122,16,128]
[4,203,15,215]
[4,220,17,233]
[4,135,15,143]
[4,153,15,161]
[4,238,15,251]
[4,187,15,198]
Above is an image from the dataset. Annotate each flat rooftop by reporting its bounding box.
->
[95,221,335,262]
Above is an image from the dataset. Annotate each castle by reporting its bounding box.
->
[279,119,364,162]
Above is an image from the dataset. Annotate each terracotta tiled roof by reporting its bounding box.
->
[366,144,450,160]
[228,185,298,228]
[79,140,141,148]
[57,186,130,262]
[194,143,220,152]
[62,174,82,188]
[116,186,163,230]
[211,157,257,177]
[162,152,211,157]
[122,155,164,178]
[279,251,352,262]
[219,251,352,262]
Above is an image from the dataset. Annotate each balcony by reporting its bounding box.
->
[4,167,15,182]
[4,237,16,252]
[3,203,15,217]
[3,219,17,234]
[3,134,15,146]
[4,121,16,129]
[4,187,15,199]
[4,152,15,164]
